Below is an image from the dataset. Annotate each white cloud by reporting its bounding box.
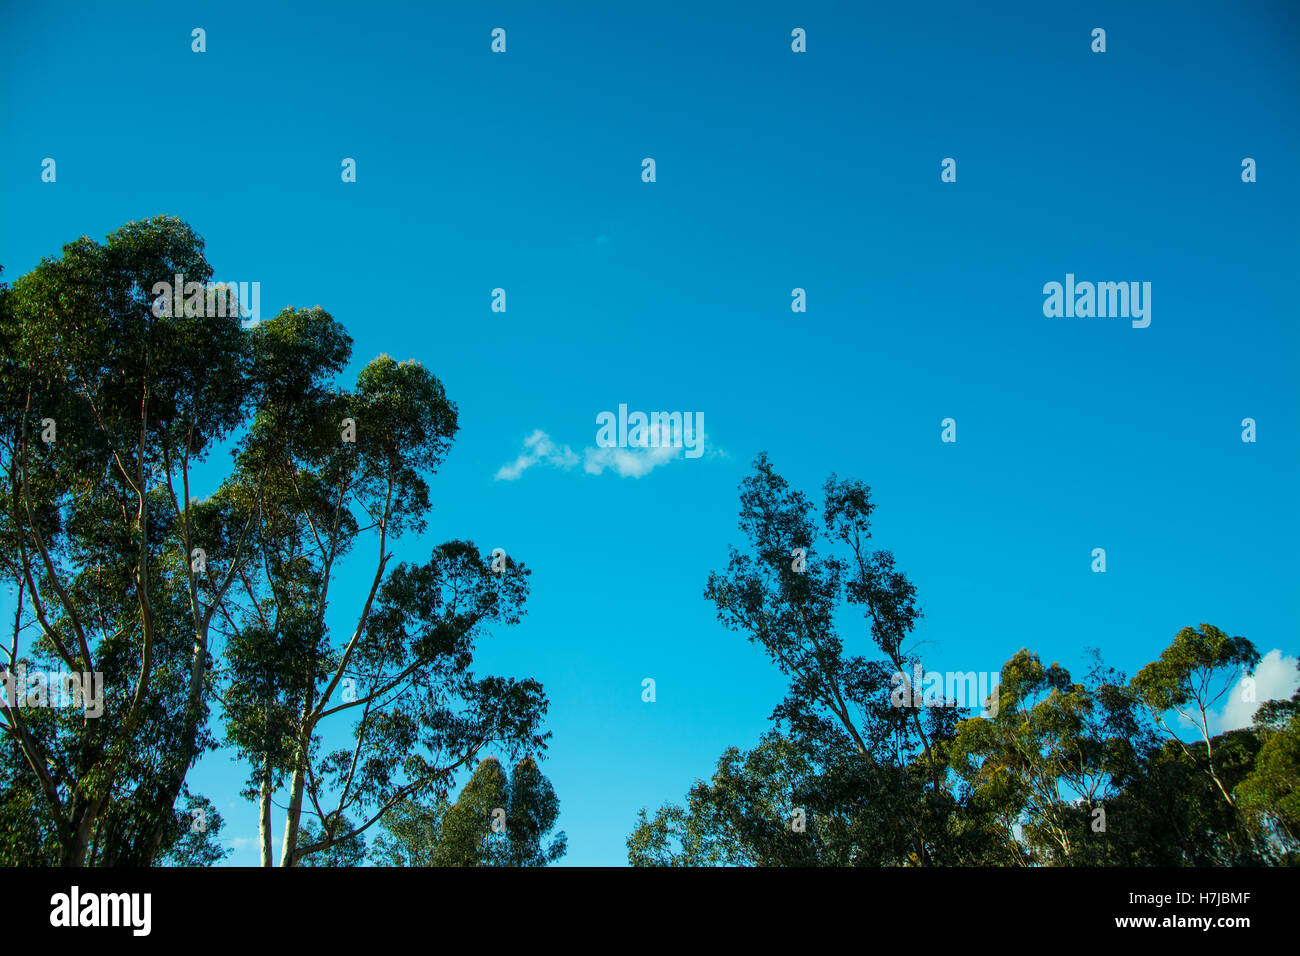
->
[583,441,681,478]
[1209,648,1299,733]
[496,420,715,480]
[494,430,579,481]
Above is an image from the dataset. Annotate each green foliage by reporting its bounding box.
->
[1236,663,1300,860]
[155,793,232,867]
[1101,732,1268,865]
[947,649,1144,864]
[1,218,244,864]
[216,309,549,866]
[1,219,554,867]
[295,813,368,868]
[630,454,1299,867]
[1130,624,1260,810]
[629,735,822,866]
[697,454,955,865]
[372,756,565,866]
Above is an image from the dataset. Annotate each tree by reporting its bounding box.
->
[1236,661,1300,861]
[294,813,369,868]
[630,454,1295,867]
[947,640,1282,867]
[629,734,826,866]
[947,650,1145,865]
[1,218,553,867]
[632,454,960,866]
[500,755,567,867]
[1102,729,1266,865]
[213,309,550,867]
[372,756,565,866]
[1,218,251,864]
[1130,624,1259,808]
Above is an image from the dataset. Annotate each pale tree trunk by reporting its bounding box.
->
[60,797,103,867]
[61,816,91,867]
[259,756,274,867]
[280,655,319,867]
[279,750,307,867]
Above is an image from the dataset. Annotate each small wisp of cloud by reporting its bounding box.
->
[495,406,715,481]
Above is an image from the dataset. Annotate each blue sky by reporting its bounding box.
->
[2,0,1298,866]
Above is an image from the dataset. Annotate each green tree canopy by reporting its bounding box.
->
[1,218,553,868]
[629,455,1297,867]
[372,756,565,866]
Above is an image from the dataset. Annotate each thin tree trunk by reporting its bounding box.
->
[61,803,98,866]
[134,627,210,864]
[280,755,306,867]
[260,755,274,867]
